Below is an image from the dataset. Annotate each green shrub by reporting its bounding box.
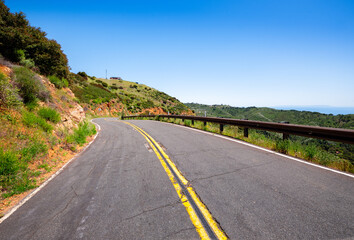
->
[77,71,88,79]
[38,107,61,123]
[22,111,53,132]
[13,66,49,103]
[2,171,36,198]
[20,140,48,163]
[0,73,21,107]
[66,121,96,146]
[111,86,118,90]
[305,144,317,160]
[16,49,35,69]
[275,140,290,154]
[101,82,108,87]
[0,148,19,183]
[48,75,68,89]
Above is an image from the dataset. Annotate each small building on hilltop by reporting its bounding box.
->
[110,77,122,80]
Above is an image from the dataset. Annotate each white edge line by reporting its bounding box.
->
[157,121,354,179]
[0,119,101,224]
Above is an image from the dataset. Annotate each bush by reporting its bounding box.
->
[77,71,88,79]
[22,111,53,132]
[305,144,317,160]
[0,148,19,183]
[16,49,35,69]
[0,73,21,107]
[12,66,48,104]
[66,121,96,146]
[38,107,61,123]
[48,75,68,89]
[275,140,289,154]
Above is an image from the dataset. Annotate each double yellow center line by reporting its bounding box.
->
[123,121,228,240]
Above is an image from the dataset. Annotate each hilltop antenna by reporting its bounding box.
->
[105,69,107,79]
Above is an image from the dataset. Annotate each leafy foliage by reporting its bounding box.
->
[0,72,21,107]
[48,75,68,89]
[0,1,69,78]
[66,121,96,146]
[22,110,53,132]
[12,66,49,104]
[0,148,19,183]
[37,107,61,123]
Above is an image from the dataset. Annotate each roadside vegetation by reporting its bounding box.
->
[186,103,354,171]
[0,64,96,204]
[154,117,354,173]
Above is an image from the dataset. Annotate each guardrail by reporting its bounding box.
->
[122,114,354,144]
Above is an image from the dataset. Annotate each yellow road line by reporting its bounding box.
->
[123,121,228,240]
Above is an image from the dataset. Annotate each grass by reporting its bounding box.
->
[22,110,53,132]
[87,78,190,115]
[20,139,48,163]
[0,147,38,198]
[72,83,115,104]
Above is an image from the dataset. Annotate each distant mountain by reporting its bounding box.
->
[273,106,354,115]
[185,103,354,130]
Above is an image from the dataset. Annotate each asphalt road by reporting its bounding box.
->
[0,118,353,239]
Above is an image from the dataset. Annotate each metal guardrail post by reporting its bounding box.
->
[192,119,194,125]
[283,134,289,140]
[220,124,224,134]
[280,121,290,140]
[244,128,249,138]
[204,121,207,127]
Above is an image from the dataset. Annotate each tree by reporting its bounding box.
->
[0,0,70,78]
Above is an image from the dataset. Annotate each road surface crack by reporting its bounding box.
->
[28,190,78,239]
[190,161,275,183]
[119,200,181,223]
[162,227,195,239]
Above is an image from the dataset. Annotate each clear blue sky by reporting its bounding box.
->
[6,0,354,108]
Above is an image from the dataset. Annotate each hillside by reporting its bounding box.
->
[70,75,192,117]
[186,103,354,129]
[0,62,99,215]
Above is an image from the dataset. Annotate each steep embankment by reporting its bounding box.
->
[0,63,96,216]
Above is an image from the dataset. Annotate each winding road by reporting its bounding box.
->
[0,118,353,239]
